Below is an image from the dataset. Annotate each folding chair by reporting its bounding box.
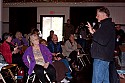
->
[1,64,19,83]
[77,54,86,67]
[0,63,8,83]
[0,72,6,83]
[26,71,36,83]
[77,45,91,65]
[0,53,19,83]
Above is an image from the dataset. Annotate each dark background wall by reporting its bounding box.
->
[70,7,101,29]
[9,7,37,35]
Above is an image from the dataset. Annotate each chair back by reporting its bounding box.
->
[0,53,7,64]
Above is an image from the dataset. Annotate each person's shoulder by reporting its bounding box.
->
[65,40,69,45]
[39,44,46,48]
[48,41,53,45]
[74,41,77,44]
[39,44,43,46]
[2,41,8,45]
[66,40,69,43]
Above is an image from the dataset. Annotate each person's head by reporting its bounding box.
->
[15,31,22,40]
[30,34,39,46]
[96,7,110,22]
[56,53,65,60]
[69,34,75,42]
[40,38,47,46]
[67,19,70,24]
[80,22,84,27]
[2,32,13,42]
[116,24,121,30]
[52,34,58,43]
[50,30,54,37]
[32,28,39,36]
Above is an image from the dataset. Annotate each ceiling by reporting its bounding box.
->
[3,0,125,3]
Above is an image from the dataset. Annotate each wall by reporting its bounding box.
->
[2,2,125,33]
[37,6,69,30]
[3,8,9,33]
[108,6,125,24]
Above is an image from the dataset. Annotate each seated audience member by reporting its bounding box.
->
[48,34,72,79]
[63,34,77,57]
[22,34,56,83]
[64,19,74,43]
[40,38,48,46]
[12,31,28,52]
[47,30,54,43]
[48,34,62,57]
[63,34,79,71]
[0,32,19,64]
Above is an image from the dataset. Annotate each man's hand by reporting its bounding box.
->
[86,22,95,34]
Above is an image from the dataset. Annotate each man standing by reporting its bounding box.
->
[63,19,74,42]
[115,24,125,45]
[87,7,115,83]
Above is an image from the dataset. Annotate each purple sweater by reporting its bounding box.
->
[12,37,28,46]
[22,44,52,75]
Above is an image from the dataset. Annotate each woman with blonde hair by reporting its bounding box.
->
[22,34,56,83]
[12,31,28,51]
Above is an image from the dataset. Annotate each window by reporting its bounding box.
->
[40,15,64,41]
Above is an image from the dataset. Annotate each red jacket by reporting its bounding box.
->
[0,41,13,64]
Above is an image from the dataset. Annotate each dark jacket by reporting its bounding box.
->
[91,18,115,61]
[48,41,62,54]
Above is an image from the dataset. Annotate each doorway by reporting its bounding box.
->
[40,15,65,41]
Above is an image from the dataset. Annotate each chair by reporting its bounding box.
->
[0,73,6,83]
[2,65,16,82]
[1,64,19,83]
[77,45,91,68]
[0,63,8,83]
[82,53,91,64]
[77,54,86,67]
[77,53,91,68]
[0,53,19,83]
[26,71,36,83]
